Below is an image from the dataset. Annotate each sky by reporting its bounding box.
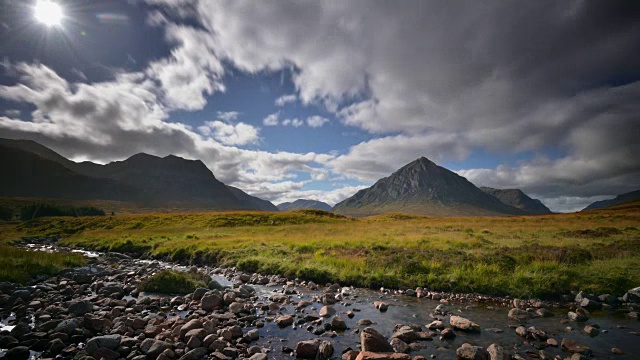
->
[0,0,639,212]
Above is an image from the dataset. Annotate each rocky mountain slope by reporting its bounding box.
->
[582,189,640,211]
[480,187,552,215]
[332,157,526,217]
[0,138,277,211]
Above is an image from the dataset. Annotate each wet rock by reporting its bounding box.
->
[93,347,120,360]
[9,322,31,339]
[319,305,336,317]
[342,350,360,360]
[583,325,599,337]
[561,338,591,355]
[360,327,393,352]
[426,320,444,330]
[192,287,207,301]
[355,352,411,360]
[200,293,223,311]
[179,347,207,360]
[86,334,121,356]
[357,319,373,326]
[295,340,320,359]
[330,315,348,330]
[208,279,224,291]
[140,339,172,359]
[450,315,481,332]
[535,308,554,317]
[54,318,79,335]
[0,335,19,349]
[567,307,589,322]
[9,290,31,304]
[611,347,624,355]
[374,301,389,311]
[275,315,293,327]
[456,344,489,360]
[440,328,456,340]
[546,338,558,347]
[486,343,508,360]
[249,354,267,360]
[391,326,418,343]
[68,300,93,315]
[180,319,203,339]
[598,294,617,304]
[317,341,334,360]
[4,346,30,360]
[579,298,602,310]
[508,308,531,321]
[390,338,410,353]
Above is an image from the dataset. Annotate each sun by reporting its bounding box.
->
[34,0,64,27]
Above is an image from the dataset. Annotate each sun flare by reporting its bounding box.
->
[34,0,63,27]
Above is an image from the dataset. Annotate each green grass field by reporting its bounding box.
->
[0,245,86,284]
[1,204,639,298]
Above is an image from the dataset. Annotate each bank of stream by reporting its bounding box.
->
[0,242,638,360]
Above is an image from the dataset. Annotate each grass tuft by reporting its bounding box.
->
[138,269,209,294]
[0,245,86,284]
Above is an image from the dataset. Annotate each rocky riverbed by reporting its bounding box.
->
[0,242,639,360]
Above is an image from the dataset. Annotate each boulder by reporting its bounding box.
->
[140,339,172,359]
[391,326,418,343]
[68,300,93,315]
[360,327,393,352]
[355,352,411,360]
[456,344,489,360]
[179,347,207,360]
[3,346,30,360]
[486,343,509,360]
[317,341,333,360]
[561,338,592,355]
[201,293,223,311]
[86,335,122,355]
[192,288,208,301]
[319,305,336,317]
[330,316,347,330]
[583,325,599,337]
[295,340,320,359]
[390,338,409,353]
[450,315,481,332]
[275,315,294,327]
[54,319,79,335]
[180,319,203,339]
[508,308,531,321]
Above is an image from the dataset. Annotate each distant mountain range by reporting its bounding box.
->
[332,157,531,217]
[277,199,332,211]
[582,190,640,211]
[0,138,277,211]
[480,187,552,215]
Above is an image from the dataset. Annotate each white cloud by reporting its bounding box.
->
[216,111,240,122]
[275,94,296,106]
[282,118,304,127]
[262,111,279,126]
[306,115,330,128]
[198,120,259,146]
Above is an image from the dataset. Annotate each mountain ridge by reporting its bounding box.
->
[582,190,640,211]
[0,138,277,212]
[480,187,552,215]
[277,199,332,211]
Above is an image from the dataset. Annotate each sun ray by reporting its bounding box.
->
[34,0,63,27]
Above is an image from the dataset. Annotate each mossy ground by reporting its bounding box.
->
[138,269,210,294]
[2,206,639,298]
[0,245,86,284]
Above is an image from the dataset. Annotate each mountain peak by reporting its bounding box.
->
[333,157,525,217]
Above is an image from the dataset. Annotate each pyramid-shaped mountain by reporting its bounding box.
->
[332,157,526,216]
[0,138,277,211]
[480,187,552,215]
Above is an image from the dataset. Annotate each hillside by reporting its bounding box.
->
[333,157,526,217]
[480,187,552,215]
[582,190,640,211]
[277,199,332,211]
[0,138,276,212]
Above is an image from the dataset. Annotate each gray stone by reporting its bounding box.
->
[330,316,347,331]
[361,327,393,352]
[456,345,489,360]
[319,305,336,317]
[317,341,334,360]
[486,343,509,360]
[275,315,293,327]
[390,338,410,353]
[296,340,320,359]
[584,325,599,337]
[508,308,530,321]
[450,315,481,332]
[4,346,30,360]
[179,347,207,360]
[201,293,223,311]
[140,339,171,359]
[54,319,79,335]
[86,335,122,355]
[561,338,592,355]
[192,288,208,301]
[392,326,418,343]
[68,300,94,315]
